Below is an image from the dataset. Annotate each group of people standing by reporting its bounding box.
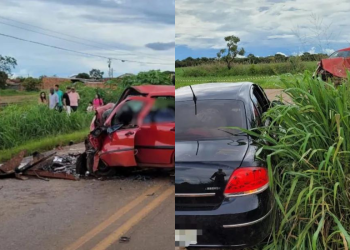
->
[39,84,105,113]
[39,85,80,114]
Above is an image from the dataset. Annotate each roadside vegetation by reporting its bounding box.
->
[0,104,93,150]
[176,61,317,78]
[245,72,350,249]
[0,130,89,163]
[175,73,302,89]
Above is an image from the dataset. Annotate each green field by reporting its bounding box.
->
[175,74,292,89]
[176,61,317,77]
[175,61,317,89]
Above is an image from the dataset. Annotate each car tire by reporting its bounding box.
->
[96,160,117,177]
[76,152,87,175]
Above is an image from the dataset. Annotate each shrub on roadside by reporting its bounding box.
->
[0,104,93,150]
[22,77,41,91]
[245,72,350,249]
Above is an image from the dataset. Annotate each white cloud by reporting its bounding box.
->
[323,48,335,55]
[268,35,295,39]
[276,52,287,56]
[308,47,316,54]
[176,0,350,53]
[0,0,175,77]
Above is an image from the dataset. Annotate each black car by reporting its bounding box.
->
[175,82,275,249]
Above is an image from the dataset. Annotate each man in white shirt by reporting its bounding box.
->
[49,88,59,110]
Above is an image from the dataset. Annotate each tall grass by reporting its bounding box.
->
[248,72,350,249]
[0,104,93,150]
[176,61,317,78]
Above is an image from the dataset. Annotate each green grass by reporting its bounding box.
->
[242,73,350,249]
[0,104,93,149]
[0,129,89,163]
[0,89,39,96]
[175,73,304,89]
[176,61,318,78]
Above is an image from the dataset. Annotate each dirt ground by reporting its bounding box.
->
[265,89,292,103]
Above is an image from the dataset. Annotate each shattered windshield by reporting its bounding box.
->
[111,100,144,126]
[175,100,246,141]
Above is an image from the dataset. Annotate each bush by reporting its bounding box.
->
[245,72,350,249]
[22,77,41,91]
[0,104,93,150]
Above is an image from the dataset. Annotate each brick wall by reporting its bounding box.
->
[84,82,108,88]
[41,77,70,90]
[42,78,111,90]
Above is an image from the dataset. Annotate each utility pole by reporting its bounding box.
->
[108,58,113,78]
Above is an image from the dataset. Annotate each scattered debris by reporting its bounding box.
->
[133,175,152,181]
[0,150,26,176]
[119,237,130,243]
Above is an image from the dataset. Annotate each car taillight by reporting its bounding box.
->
[224,167,269,196]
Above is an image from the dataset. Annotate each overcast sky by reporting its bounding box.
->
[176,0,350,60]
[0,0,175,77]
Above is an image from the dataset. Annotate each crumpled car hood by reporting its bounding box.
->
[321,57,350,78]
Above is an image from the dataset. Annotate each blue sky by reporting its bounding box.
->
[176,0,350,60]
[0,0,175,77]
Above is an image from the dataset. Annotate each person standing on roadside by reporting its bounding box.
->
[63,86,71,115]
[38,92,48,105]
[49,88,59,110]
[54,84,63,112]
[93,94,104,110]
[69,87,80,112]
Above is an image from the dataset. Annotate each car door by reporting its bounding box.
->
[99,97,154,167]
[135,97,175,167]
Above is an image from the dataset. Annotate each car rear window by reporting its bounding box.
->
[175,100,246,141]
[328,51,350,58]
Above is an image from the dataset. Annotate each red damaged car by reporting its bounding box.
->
[84,85,175,176]
[314,47,350,83]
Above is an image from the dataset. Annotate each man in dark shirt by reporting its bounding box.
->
[62,87,71,115]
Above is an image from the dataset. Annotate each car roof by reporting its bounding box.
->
[338,47,350,52]
[131,85,174,96]
[175,82,254,102]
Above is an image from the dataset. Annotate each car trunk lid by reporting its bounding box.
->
[175,137,249,210]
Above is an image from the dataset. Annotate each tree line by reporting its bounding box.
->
[176,52,328,68]
[176,35,328,69]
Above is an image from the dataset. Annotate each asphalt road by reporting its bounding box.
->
[0,169,174,250]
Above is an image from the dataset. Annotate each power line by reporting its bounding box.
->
[0,15,170,61]
[0,21,113,51]
[0,32,173,65]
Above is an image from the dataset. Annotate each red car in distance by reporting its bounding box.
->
[314,47,350,83]
[86,85,175,176]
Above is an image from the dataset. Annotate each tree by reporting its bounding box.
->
[0,71,8,89]
[76,73,91,79]
[22,77,41,91]
[89,69,104,79]
[0,55,16,88]
[217,35,245,70]
[0,55,17,75]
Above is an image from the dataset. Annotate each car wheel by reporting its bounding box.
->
[96,160,117,177]
[76,152,87,175]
